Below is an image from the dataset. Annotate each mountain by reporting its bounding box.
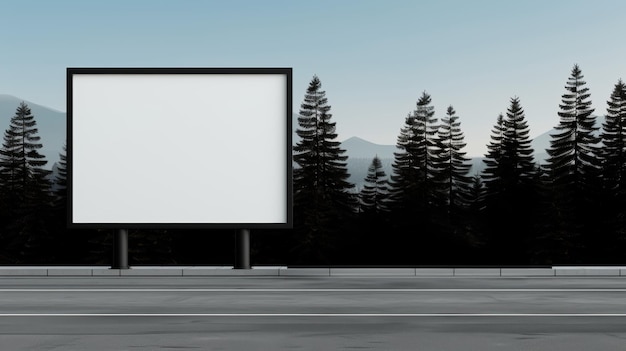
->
[0,94,65,169]
[342,136,396,160]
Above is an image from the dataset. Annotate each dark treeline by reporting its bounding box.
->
[0,64,624,266]
[289,65,626,266]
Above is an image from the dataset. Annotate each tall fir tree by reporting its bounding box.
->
[387,92,440,263]
[546,64,600,191]
[601,79,626,196]
[500,97,536,186]
[414,92,439,206]
[431,105,472,212]
[481,98,538,263]
[355,156,391,264]
[429,105,473,262]
[389,92,438,212]
[293,75,355,263]
[0,102,52,262]
[598,79,626,260]
[544,64,601,262]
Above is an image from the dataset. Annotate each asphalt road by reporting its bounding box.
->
[1,276,626,350]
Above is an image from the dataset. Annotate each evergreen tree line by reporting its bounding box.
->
[292,65,626,265]
[0,64,623,265]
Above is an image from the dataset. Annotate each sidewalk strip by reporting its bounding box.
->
[1,288,626,292]
[1,313,626,317]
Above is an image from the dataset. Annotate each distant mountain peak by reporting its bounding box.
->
[341,136,397,161]
[0,94,65,113]
[342,136,388,146]
[0,93,21,101]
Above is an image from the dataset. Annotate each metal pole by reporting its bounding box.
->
[234,228,251,269]
[111,228,129,269]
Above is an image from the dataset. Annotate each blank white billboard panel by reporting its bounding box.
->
[68,68,292,228]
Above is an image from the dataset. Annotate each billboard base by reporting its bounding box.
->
[234,229,250,269]
[111,229,129,269]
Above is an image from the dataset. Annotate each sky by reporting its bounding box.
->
[0,0,624,157]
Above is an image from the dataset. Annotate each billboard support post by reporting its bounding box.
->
[234,229,250,269]
[112,229,129,269]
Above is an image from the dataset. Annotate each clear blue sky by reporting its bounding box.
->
[0,0,624,156]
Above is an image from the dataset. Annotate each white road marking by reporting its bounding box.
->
[0,288,625,292]
[0,313,626,317]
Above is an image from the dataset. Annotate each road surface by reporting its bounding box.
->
[1,275,626,350]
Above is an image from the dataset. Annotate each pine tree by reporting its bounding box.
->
[360,156,389,215]
[292,75,355,263]
[601,79,626,195]
[546,64,600,191]
[431,105,472,212]
[386,92,440,263]
[598,79,626,260]
[425,105,472,262]
[415,92,439,205]
[355,156,390,264]
[501,97,536,187]
[389,92,437,212]
[544,64,601,262]
[483,99,537,194]
[0,102,52,262]
[481,98,538,264]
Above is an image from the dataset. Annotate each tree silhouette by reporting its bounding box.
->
[598,79,626,260]
[389,92,437,213]
[0,102,52,262]
[545,64,600,262]
[293,75,355,263]
[546,64,600,190]
[431,105,471,213]
[482,98,538,263]
[501,97,536,186]
[427,105,473,259]
[387,92,444,262]
[601,79,626,197]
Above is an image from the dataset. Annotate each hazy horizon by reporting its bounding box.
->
[0,0,624,157]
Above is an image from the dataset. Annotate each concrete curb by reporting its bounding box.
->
[0,266,624,277]
[279,268,330,276]
[501,268,555,277]
[554,267,622,276]
[331,268,415,276]
[454,268,501,276]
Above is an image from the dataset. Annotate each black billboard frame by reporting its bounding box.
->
[66,67,293,231]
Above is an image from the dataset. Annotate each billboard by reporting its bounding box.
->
[67,68,292,229]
